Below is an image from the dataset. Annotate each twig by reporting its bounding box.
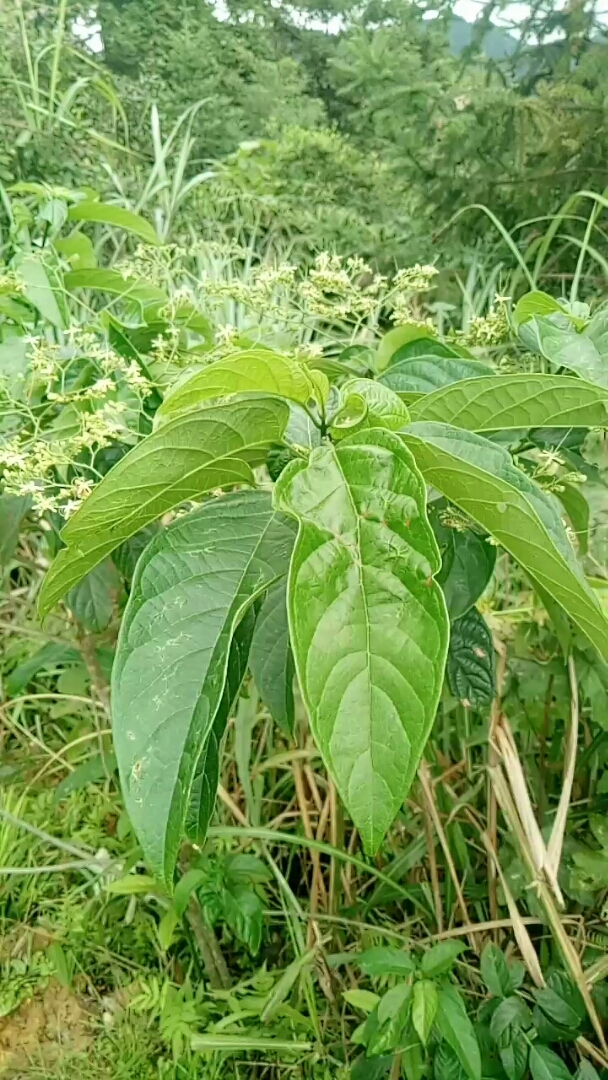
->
[546,655,579,878]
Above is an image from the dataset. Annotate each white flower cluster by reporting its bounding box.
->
[0,326,153,518]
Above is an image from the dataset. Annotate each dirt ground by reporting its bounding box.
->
[0,981,92,1076]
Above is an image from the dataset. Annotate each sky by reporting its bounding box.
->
[73,0,605,54]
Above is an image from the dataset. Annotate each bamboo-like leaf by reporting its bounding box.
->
[157,350,328,423]
[275,427,449,854]
[112,491,295,883]
[403,423,608,660]
[409,375,608,430]
[39,396,289,617]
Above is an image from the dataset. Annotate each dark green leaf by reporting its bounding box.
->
[529,1044,573,1080]
[5,642,81,697]
[499,1034,529,1080]
[421,940,466,977]
[435,523,496,620]
[275,427,449,854]
[403,423,608,661]
[490,996,533,1046]
[65,560,118,632]
[112,490,295,884]
[480,944,512,998]
[434,1042,468,1080]
[39,396,289,616]
[0,495,29,567]
[379,357,493,396]
[447,608,495,707]
[249,580,294,734]
[112,525,159,582]
[435,984,481,1080]
[185,608,256,844]
[351,1055,393,1080]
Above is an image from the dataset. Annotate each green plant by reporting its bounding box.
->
[29,280,608,896]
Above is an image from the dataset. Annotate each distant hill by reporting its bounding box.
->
[448,15,519,60]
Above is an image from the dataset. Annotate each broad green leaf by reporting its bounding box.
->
[499,1035,528,1080]
[513,291,566,329]
[0,494,29,567]
[434,522,496,620]
[344,989,382,1014]
[64,268,166,305]
[329,392,368,432]
[421,940,466,977]
[16,256,65,329]
[412,980,438,1045]
[434,1042,467,1080]
[377,324,437,370]
[274,428,449,854]
[65,560,118,632]
[185,608,256,844]
[409,375,608,430]
[157,350,328,424]
[378,357,493,397]
[480,943,511,998]
[489,997,533,1045]
[520,316,608,387]
[356,948,415,977]
[112,490,295,884]
[529,1045,572,1080]
[447,608,495,707]
[435,984,481,1080]
[340,378,410,431]
[54,233,97,269]
[67,201,160,245]
[38,396,289,617]
[576,1063,601,1080]
[403,423,608,661]
[249,580,294,734]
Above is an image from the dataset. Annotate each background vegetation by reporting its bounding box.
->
[2,1,608,1078]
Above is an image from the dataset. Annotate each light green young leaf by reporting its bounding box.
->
[343,989,381,1014]
[403,423,608,661]
[157,350,328,423]
[340,378,410,431]
[249,580,294,734]
[520,316,608,386]
[378,356,493,396]
[275,427,449,855]
[39,396,289,617]
[513,291,566,329]
[409,375,608,430]
[412,980,438,1045]
[557,481,589,555]
[67,201,160,245]
[435,984,481,1080]
[111,490,295,884]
